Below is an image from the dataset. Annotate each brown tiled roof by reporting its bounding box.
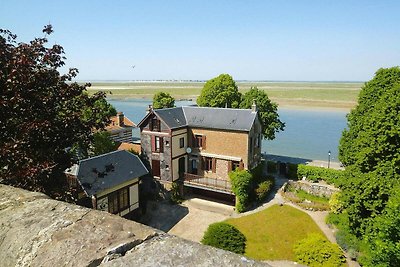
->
[106,114,136,131]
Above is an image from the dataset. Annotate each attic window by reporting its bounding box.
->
[150,118,161,132]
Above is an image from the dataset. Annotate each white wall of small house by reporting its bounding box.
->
[95,180,140,216]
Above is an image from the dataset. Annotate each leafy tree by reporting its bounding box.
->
[90,131,117,156]
[201,222,246,254]
[334,67,400,266]
[0,26,112,198]
[153,91,175,109]
[197,74,242,108]
[294,234,345,267]
[339,67,400,170]
[240,87,285,140]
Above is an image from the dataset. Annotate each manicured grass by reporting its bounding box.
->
[225,204,326,261]
[85,81,362,108]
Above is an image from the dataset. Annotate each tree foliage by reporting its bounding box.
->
[0,26,113,197]
[339,67,400,171]
[334,67,400,266]
[197,74,242,108]
[201,222,246,254]
[197,75,284,140]
[90,132,117,157]
[240,87,285,140]
[153,91,175,109]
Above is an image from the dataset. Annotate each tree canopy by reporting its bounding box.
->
[153,91,175,109]
[240,87,285,140]
[0,26,114,198]
[335,67,400,266]
[197,74,242,108]
[197,74,284,140]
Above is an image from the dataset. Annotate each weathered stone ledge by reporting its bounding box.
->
[0,184,268,267]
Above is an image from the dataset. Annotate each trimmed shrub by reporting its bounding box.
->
[250,161,265,183]
[229,169,253,212]
[294,233,345,267]
[255,178,274,201]
[169,181,183,204]
[297,165,344,185]
[201,222,246,254]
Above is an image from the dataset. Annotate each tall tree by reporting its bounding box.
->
[153,91,175,109]
[339,67,400,170]
[335,67,400,266]
[240,87,285,140]
[197,74,242,108]
[0,26,113,198]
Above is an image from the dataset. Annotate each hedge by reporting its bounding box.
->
[297,165,344,186]
[201,222,246,254]
[229,169,253,212]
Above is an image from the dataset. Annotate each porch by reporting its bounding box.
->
[183,173,233,195]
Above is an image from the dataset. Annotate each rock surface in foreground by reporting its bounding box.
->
[0,184,268,267]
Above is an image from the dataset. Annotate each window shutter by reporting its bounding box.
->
[228,161,232,173]
[212,158,216,173]
[151,136,155,152]
[201,156,205,170]
[239,160,244,170]
[202,135,206,149]
[160,137,164,153]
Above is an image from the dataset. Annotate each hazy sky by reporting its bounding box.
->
[1,1,400,81]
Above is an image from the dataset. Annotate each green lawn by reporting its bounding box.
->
[225,204,326,261]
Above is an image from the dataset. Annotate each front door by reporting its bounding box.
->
[152,160,160,178]
[178,157,185,178]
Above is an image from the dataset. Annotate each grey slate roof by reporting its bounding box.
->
[183,106,257,131]
[154,107,187,129]
[76,150,148,196]
[151,106,257,131]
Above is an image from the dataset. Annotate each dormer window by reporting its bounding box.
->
[150,117,161,132]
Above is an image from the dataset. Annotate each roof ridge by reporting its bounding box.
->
[182,106,252,112]
[79,150,125,163]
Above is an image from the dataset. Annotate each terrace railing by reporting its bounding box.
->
[183,173,232,194]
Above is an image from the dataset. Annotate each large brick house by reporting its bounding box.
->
[137,103,262,194]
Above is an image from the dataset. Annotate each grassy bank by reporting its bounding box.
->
[85,81,362,109]
[225,204,326,260]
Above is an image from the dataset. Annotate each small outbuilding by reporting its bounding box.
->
[65,150,148,217]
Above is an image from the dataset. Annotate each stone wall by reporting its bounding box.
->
[286,180,339,198]
[0,185,268,267]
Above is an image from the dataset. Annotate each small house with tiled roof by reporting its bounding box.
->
[105,112,136,143]
[65,150,148,217]
[137,103,262,194]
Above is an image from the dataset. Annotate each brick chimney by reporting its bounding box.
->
[117,112,124,126]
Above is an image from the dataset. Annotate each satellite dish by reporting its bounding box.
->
[186,147,192,154]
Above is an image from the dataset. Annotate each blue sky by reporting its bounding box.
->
[1,1,400,81]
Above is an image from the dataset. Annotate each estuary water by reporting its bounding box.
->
[108,99,348,163]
